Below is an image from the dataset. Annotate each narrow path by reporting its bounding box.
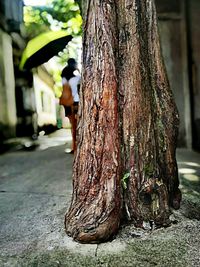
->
[0,143,199,267]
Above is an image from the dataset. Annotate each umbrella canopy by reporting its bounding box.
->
[19,31,72,70]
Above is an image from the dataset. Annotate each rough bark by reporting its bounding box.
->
[65,0,181,243]
[117,0,181,226]
[65,0,121,243]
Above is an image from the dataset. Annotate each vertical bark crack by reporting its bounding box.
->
[65,0,181,243]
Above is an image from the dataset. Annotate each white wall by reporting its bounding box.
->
[0,29,17,137]
[33,74,57,127]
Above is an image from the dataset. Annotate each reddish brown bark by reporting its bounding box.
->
[65,0,181,243]
[117,0,181,226]
[65,1,121,243]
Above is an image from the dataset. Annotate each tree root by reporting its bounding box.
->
[65,208,121,243]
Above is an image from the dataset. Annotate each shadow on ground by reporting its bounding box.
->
[0,139,199,267]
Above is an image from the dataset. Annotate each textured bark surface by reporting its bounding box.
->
[65,0,121,243]
[117,0,181,226]
[65,0,181,243]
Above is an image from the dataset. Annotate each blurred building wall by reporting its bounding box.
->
[0,0,23,33]
[156,0,200,150]
[0,0,23,142]
[189,0,200,150]
[0,28,17,139]
[156,0,192,148]
[33,66,57,130]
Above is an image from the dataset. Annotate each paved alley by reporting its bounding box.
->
[0,134,200,267]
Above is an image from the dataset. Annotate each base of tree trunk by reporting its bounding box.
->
[64,0,182,244]
[65,208,121,243]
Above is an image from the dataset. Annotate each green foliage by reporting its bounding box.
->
[23,0,82,40]
[122,172,130,190]
[57,36,82,65]
[22,0,83,97]
[51,69,63,98]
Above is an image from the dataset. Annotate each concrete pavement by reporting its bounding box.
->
[0,131,200,267]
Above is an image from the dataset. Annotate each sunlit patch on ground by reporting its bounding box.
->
[181,162,200,167]
[37,129,72,151]
[179,168,196,174]
[182,174,199,182]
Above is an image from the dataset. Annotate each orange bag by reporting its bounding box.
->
[59,83,74,106]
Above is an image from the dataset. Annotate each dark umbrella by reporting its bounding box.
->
[19,30,72,70]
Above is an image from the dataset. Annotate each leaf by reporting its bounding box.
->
[122,172,130,190]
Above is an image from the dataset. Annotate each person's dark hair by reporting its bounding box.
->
[61,58,77,80]
[67,58,77,70]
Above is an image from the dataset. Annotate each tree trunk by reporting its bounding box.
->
[65,0,181,243]
[65,0,121,243]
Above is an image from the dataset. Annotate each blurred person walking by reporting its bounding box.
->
[59,58,81,153]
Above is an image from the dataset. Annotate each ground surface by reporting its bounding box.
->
[0,130,200,267]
